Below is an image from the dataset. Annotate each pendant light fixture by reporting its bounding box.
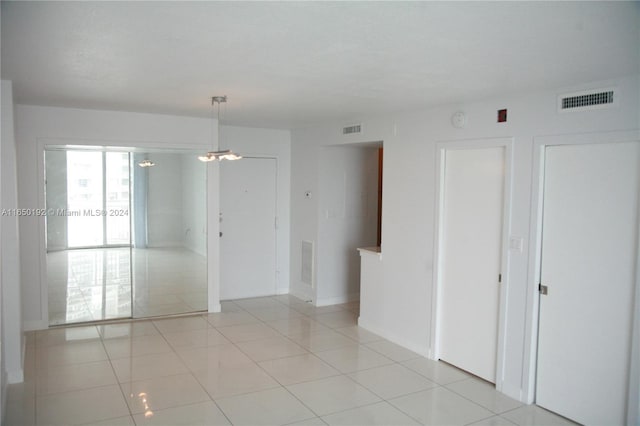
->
[198,96,243,162]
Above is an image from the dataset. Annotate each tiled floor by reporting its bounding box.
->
[5,295,576,426]
[47,248,207,325]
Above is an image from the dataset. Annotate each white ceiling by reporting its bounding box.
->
[1,1,638,129]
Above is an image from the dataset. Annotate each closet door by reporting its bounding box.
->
[537,141,640,425]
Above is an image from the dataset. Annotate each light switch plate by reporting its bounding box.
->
[509,236,524,252]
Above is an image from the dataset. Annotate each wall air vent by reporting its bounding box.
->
[343,124,362,135]
[558,88,617,112]
[301,240,314,287]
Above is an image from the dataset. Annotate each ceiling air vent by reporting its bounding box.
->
[558,88,617,112]
[343,124,362,135]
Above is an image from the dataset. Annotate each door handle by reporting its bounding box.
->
[219,232,223,237]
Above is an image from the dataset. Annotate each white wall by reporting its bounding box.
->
[219,125,291,294]
[316,146,379,305]
[14,105,221,329]
[181,154,207,256]
[290,74,640,402]
[146,153,183,248]
[1,80,24,393]
[43,150,67,250]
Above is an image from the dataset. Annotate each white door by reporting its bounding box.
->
[537,141,640,425]
[438,146,506,383]
[220,158,277,300]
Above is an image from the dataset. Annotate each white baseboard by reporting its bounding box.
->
[276,287,290,295]
[1,369,7,425]
[24,320,47,331]
[7,369,24,385]
[289,286,313,303]
[315,293,360,307]
[499,381,524,403]
[357,317,430,358]
[208,303,222,313]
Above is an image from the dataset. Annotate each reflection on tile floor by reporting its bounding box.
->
[47,248,207,325]
[6,295,578,426]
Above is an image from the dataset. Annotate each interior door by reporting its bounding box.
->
[438,146,506,383]
[536,141,640,425]
[220,157,277,299]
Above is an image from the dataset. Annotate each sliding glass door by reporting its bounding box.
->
[66,151,131,248]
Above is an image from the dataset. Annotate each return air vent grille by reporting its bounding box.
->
[558,88,616,112]
[301,240,314,287]
[343,124,362,135]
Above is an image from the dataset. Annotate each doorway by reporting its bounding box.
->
[433,140,511,384]
[45,147,208,325]
[536,140,640,424]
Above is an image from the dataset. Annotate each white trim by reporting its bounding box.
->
[6,369,23,385]
[524,129,640,419]
[315,293,359,307]
[289,286,313,303]
[430,137,514,391]
[23,320,48,332]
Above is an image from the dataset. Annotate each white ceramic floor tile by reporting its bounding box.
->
[120,373,210,414]
[334,326,383,343]
[266,317,330,337]
[446,378,523,414]
[193,362,280,399]
[249,306,306,322]
[36,384,130,426]
[500,405,577,425]
[365,340,421,362]
[313,311,358,329]
[321,401,420,426]
[98,321,159,339]
[258,353,341,385]
[36,360,117,396]
[204,311,260,327]
[216,322,281,343]
[389,387,494,426]
[468,415,518,425]
[236,336,308,361]
[4,386,35,426]
[286,375,380,416]
[216,387,316,425]
[161,327,229,349]
[35,340,109,369]
[132,401,231,425]
[103,334,173,359]
[35,325,101,348]
[289,330,358,352]
[348,363,437,399]
[176,344,254,372]
[285,418,328,426]
[402,357,471,385]
[111,352,189,383]
[294,304,346,317]
[152,315,211,333]
[315,345,394,373]
[79,416,136,426]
